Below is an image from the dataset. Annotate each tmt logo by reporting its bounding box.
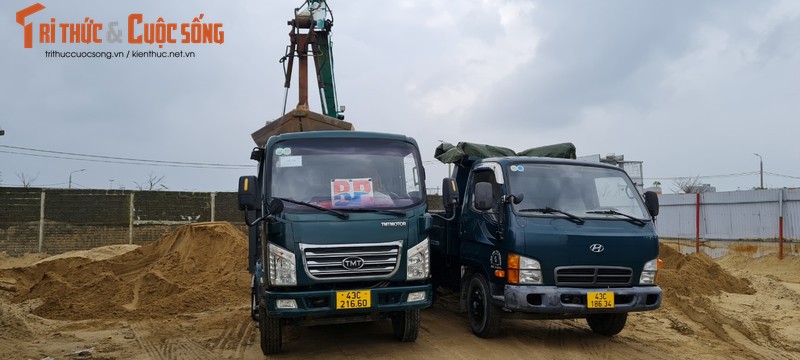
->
[16,3,46,48]
[341,257,365,270]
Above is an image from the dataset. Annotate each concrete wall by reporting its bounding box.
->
[0,187,243,255]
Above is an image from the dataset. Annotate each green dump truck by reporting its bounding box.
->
[238,130,432,354]
[430,142,662,338]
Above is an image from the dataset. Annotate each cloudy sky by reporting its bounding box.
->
[1,0,799,193]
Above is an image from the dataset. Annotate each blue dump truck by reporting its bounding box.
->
[430,142,662,338]
[238,130,432,354]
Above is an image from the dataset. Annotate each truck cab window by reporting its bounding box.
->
[269,138,425,210]
[509,163,648,219]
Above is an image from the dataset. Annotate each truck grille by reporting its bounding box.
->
[554,266,632,287]
[300,241,403,280]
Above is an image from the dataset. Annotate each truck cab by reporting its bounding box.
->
[431,155,662,338]
[239,131,432,354]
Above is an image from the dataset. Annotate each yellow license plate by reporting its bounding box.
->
[336,290,371,309]
[587,292,615,309]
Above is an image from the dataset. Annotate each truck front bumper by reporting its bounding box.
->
[500,285,662,315]
[262,284,432,319]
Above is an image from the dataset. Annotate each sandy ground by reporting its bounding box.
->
[1,223,799,360]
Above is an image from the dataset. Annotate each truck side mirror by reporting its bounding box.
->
[643,191,659,217]
[267,197,284,215]
[474,182,495,211]
[250,147,264,161]
[442,178,459,208]
[504,193,524,204]
[238,176,259,211]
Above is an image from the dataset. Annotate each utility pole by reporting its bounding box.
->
[69,169,85,189]
[754,153,763,189]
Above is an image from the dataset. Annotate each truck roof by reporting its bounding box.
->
[264,130,419,148]
[475,156,625,172]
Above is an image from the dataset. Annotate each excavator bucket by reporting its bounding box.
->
[251,108,354,147]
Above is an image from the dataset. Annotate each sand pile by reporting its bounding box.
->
[0,293,32,340]
[657,243,754,308]
[0,252,50,270]
[1,222,249,320]
[717,253,800,283]
[32,245,140,265]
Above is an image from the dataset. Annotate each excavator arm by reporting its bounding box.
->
[315,28,340,119]
[252,0,351,145]
[281,0,342,119]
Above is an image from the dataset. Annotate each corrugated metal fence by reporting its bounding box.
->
[657,188,800,241]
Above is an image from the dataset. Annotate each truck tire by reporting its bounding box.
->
[586,313,627,336]
[391,309,420,342]
[258,305,282,354]
[466,273,502,338]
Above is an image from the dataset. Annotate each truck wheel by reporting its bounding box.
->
[466,273,502,338]
[258,305,282,354]
[391,309,420,342]
[250,276,259,321]
[586,313,627,336]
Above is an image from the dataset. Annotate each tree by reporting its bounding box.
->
[16,172,39,188]
[134,173,167,190]
[672,175,711,194]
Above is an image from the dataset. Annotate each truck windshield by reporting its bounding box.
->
[507,163,649,220]
[268,138,425,211]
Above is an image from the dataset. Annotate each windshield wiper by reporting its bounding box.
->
[518,207,585,225]
[586,209,646,227]
[274,197,349,220]
[341,208,406,216]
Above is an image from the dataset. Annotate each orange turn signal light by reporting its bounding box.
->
[507,254,520,284]
[494,270,505,278]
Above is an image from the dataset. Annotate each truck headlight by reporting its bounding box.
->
[268,242,296,286]
[639,258,660,285]
[508,254,542,285]
[407,238,430,280]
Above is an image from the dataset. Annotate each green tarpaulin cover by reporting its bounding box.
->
[434,142,576,164]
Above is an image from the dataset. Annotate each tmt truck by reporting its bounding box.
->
[238,130,432,354]
[237,1,431,354]
[430,142,662,337]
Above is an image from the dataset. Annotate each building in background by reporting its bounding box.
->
[578,153,644,193]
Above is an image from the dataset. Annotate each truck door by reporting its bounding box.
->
[460,165,504,265]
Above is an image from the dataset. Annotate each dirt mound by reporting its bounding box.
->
[1,222,249,320]
[658,243,755,307]
[33,244,139,265]
[0,294,32,340]
[0,251,50,270]
[717,253,800,283]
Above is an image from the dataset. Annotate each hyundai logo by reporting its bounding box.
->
[589,244,605,253]
[342,257,365,270]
